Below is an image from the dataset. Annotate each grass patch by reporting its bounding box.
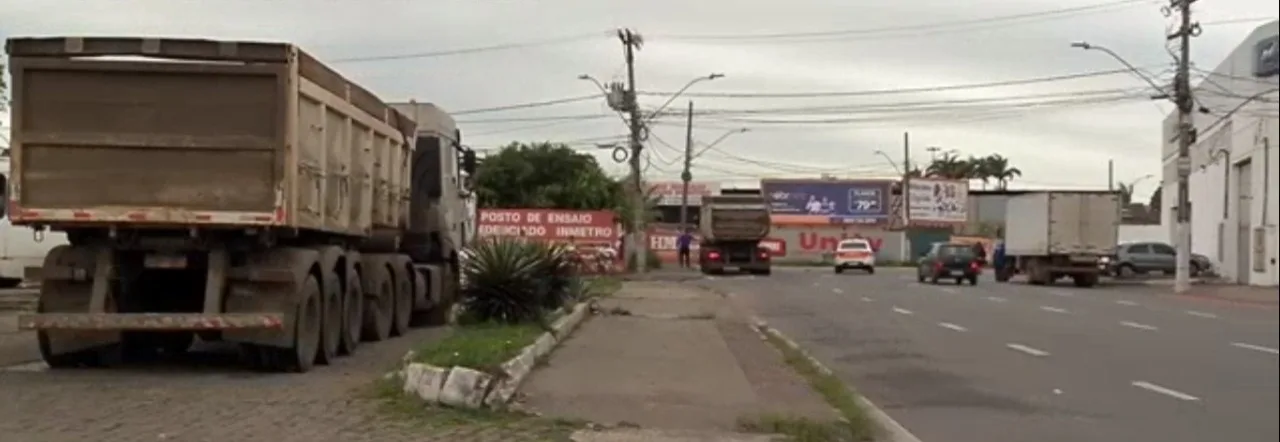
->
[584,276,622,298]
[759,329,877,442]
[363,376,582,441]
[411,322,543,369]
[738,414,866,442]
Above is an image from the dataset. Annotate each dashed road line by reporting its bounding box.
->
[861,297,873,302]
[1230,342,1279,355]
[1039,306,1069,314]
[1115,300,1138,306]
[1050,290,1075,297]
[938,287,958,294]
[832,288,844,294]
[1131,381,1199,401]
[1186,310,1218,319]
[1006,343,1051,357]
[986,296,1007,303]
[892,307,914,315]
[938,322,968,332]
[1120,321,1158,331]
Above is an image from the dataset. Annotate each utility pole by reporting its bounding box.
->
[1170,0,1198,294]
[679,100,695,230]
[902,132,912,227]
[619,29,648,274]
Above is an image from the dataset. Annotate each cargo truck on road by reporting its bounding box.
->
[4,37,474,372]
[995,191,1121,287]
[698,194,772,275]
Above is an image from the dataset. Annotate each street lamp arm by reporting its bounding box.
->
[644,73,724,122]
[1071,42,1171,99]
[577,73,635,130]
[690,128,749,160]
[873,150,904,175]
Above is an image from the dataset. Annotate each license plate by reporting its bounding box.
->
[144,253,188,269]
[946,270,960,276]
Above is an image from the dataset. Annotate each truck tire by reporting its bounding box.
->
[360,264,394,342]
[36,246,121,368]
[338,269,363,355]
[390,262,413,337]
[408,269,433,327]
[37,296,120,368]
[244,273,322,373]
[316,269,343,364]
[1072,274,1099,288]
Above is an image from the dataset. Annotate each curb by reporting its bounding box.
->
[750,316,923,442]
[393,301,592,410]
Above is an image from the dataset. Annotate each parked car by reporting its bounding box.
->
[917,242,982,285]
[833,238,876,274]
[1101,242,1213,278]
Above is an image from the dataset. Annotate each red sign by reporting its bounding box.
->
[646,227,786,261]
[796,231,883,252]
[477,209,618,242]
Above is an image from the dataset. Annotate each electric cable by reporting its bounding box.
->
[331,31,609,63]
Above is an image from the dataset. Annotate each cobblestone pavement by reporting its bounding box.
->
[0,326,575,442]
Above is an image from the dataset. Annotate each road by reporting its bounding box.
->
[694,267,1279,442]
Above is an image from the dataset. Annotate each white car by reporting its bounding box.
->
[833,238,876,274]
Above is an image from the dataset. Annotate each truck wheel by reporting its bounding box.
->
[339,269,363,355]
[36,264,122,369]
[1072,274,1099,288]
[316,270,343,364]
[865,267,875,275]
[360,265,393,342]
[834,267,844,274]
[390,264,413,337]
[245,274,323,373]
[1116,264,1136,279]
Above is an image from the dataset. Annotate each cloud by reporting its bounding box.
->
[1,0,1273,197]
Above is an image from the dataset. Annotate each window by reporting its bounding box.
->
[1128,244,1152,254]
[839,241,869,251]
[1151,244,1176,255]
[937,246,974,257]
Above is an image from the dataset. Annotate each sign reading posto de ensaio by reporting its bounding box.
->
[477,209,617,241]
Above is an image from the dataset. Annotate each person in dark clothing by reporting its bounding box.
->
[971,242,987,266]
[676,229,694,269]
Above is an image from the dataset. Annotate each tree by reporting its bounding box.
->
[923,153,1021,190]
[1148,187,1162,211]
[474,141,624,209]
[1,61,7,112]
[1116,182,1135,205]
[924,153,971,179]
[980,154,1022,190]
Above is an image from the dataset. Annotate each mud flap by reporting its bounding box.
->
[222,247,319,348]
[38,245,121,357]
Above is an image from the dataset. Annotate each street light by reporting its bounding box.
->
[645,73,725,121]
[1069,41,1171,100]
[691,128,749,160]
[873,150,903,175]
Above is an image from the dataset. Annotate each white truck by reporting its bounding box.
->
[995,191,1121,287]
[0,152,68,288]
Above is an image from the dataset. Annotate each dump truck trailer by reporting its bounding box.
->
[4,36,474,372]
[698,194,772,275]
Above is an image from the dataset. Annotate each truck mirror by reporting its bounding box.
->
[462,150,477,174]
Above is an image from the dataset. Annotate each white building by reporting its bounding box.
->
[1161,20,1279,286]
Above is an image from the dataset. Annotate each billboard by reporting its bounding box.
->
[647,181,719,206]
[760,179,892,225]
[906,178,968,225]
[477,209,619,243]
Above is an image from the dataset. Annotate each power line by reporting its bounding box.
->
[639,67,1156,98]
[330,31,609,63]
[652,0,1150,42]
[452,94,602,115]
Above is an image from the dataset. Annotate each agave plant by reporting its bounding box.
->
[459,237,578,324]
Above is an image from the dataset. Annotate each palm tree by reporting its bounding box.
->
[925,153,970,179]
[981,154,1022,190]
[1116,182,1134,205]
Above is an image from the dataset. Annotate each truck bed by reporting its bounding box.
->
[4,37,413,236]
[1003,191,1120,256]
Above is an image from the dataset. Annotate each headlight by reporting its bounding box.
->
[1099,257,1110,263]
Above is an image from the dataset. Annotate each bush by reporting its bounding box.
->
[459,237,579,324]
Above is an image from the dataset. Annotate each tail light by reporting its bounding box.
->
[970,261,981,271]
[934,262,944,271]
[707,251,721,260]
[758,250,770,260]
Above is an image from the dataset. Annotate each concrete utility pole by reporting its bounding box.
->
[679,100,695,230]
[1108,159,1115,191]
[1170,0,1199,294]
[619,29,648,274]
[902,132,912,227]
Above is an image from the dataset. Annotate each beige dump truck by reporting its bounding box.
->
[3,36,474,372]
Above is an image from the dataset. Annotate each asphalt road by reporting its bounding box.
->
[693,267,1279,442]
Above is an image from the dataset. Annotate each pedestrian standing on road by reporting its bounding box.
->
[677,229,694,269]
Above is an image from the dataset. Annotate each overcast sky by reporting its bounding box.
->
[2,0,1275,200]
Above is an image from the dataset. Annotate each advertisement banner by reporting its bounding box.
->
[907,178,968,225]
[477,209,619,243]
[769,225,906,263]
[760,179,892,225]
[647,181,719,206]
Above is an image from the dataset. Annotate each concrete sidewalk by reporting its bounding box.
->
[520,280,835,440]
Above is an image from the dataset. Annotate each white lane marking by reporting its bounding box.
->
[1120,321,1158,331]
[892,307,914,315]
[1006,343,1051,357]
[1050,290,1075,297]
[1131,381,1200,401]
[1230,342,1280,355]
[1115,300,1138,306]
[1186,310,1218,319]
[1040,306,1069,314]
[811,282,820,287]
[938,287,958,294]
[832,288,844,294]
[861,297,873,302]
[938,322,968,332]
[986,296,1007,303]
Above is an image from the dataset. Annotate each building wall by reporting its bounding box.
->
[1160,20,1280,286]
